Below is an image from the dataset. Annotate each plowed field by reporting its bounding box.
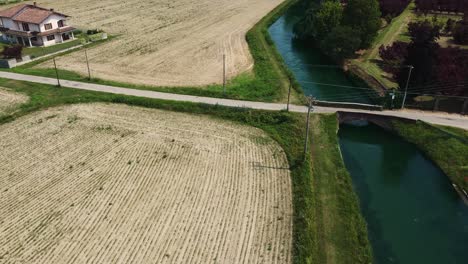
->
[29,0,283,87]
[0,88,28,114]
[0,104,292,263]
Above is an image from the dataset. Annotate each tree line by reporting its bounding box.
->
[415,0,467,14]
[294,0,467,97]
[380,20,468,96]
[294,0,381,61]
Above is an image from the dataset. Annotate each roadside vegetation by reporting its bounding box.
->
[393,120,468,191]
[0,77,371,263]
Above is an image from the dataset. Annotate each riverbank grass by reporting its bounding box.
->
[393,121,468,191]
[309,115,373,263]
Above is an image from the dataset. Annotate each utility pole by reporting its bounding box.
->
[85,49,91,80]
[401,65,414,109]
[287,77,292,112]
[53,57,61,87]
[223,54,226,97]
[303,96,314,160]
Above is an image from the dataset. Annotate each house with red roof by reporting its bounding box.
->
[0,2,75,47]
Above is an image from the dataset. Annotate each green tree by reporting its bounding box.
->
[294,0,343,40]
[343,0,381,48]
[312,1,343,38]
[322,26,361,60]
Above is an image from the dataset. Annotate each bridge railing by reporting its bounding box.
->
[313,100,383,111]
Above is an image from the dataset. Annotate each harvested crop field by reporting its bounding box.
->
[30,0,283,87]
[0,88,28,114]
[0,103,292,263]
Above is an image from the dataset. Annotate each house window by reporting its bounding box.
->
[58,20,64,28]
[22,23,30,31]
[44,23,53,30]
[31,37,38,41]
[46,35,55,41]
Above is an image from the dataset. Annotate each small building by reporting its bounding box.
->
[0,2,75,47]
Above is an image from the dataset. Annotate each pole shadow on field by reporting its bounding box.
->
[250,162,290,171]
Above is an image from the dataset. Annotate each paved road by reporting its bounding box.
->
[1,71,467,130]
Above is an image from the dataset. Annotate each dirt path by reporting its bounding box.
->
[0,87,28,114]
[23,0,284,87]
[0,103,292,263]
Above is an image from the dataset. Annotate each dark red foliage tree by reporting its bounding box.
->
[415,0,467,13]
[444,18,456,33]
[453,21,468,44]
[379,41,409,74]
[379,0,410,16]
[2,45,23,60]
[434,47,468,96]
[397,21,441,91]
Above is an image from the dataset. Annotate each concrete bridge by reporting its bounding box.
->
[0,71,467,130]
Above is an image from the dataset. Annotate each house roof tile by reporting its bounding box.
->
[0,4,28,18]
[0,4,69,24]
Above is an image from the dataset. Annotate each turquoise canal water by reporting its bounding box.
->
[268,4,376,104]
[339,122,468,264]
[268,4,468,263]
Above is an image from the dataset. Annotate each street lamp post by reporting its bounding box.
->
[401,65,414,109]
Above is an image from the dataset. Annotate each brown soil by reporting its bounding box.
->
[0,103,292,263]
[27,0,284,87]
[0,87,28,114]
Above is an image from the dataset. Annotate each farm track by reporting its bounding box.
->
[0,88,28,114]
[0,103,292,263]
[25,0,284,87]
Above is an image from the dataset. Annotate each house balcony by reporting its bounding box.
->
[0,26,75,37]
[1,26,76,47]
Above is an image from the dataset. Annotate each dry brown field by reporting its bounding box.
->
[0,88,28,114]
[0,103,292,263]
[28,0,283,87]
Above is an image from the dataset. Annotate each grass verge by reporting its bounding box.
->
[0,78,371,263]
[22,39,82,59]
[308,115,372,263]
[393,120,468,191]
[2,0,304,103]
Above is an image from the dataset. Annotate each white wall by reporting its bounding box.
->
[40,14,66,32]
[42,34,58,47]
[0,18,40,32]
[27,23,40,32]
[1,18,19,30]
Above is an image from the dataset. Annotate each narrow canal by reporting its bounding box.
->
[339,122,468,264]
[268,3,376,104]
[268,3,468,263]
